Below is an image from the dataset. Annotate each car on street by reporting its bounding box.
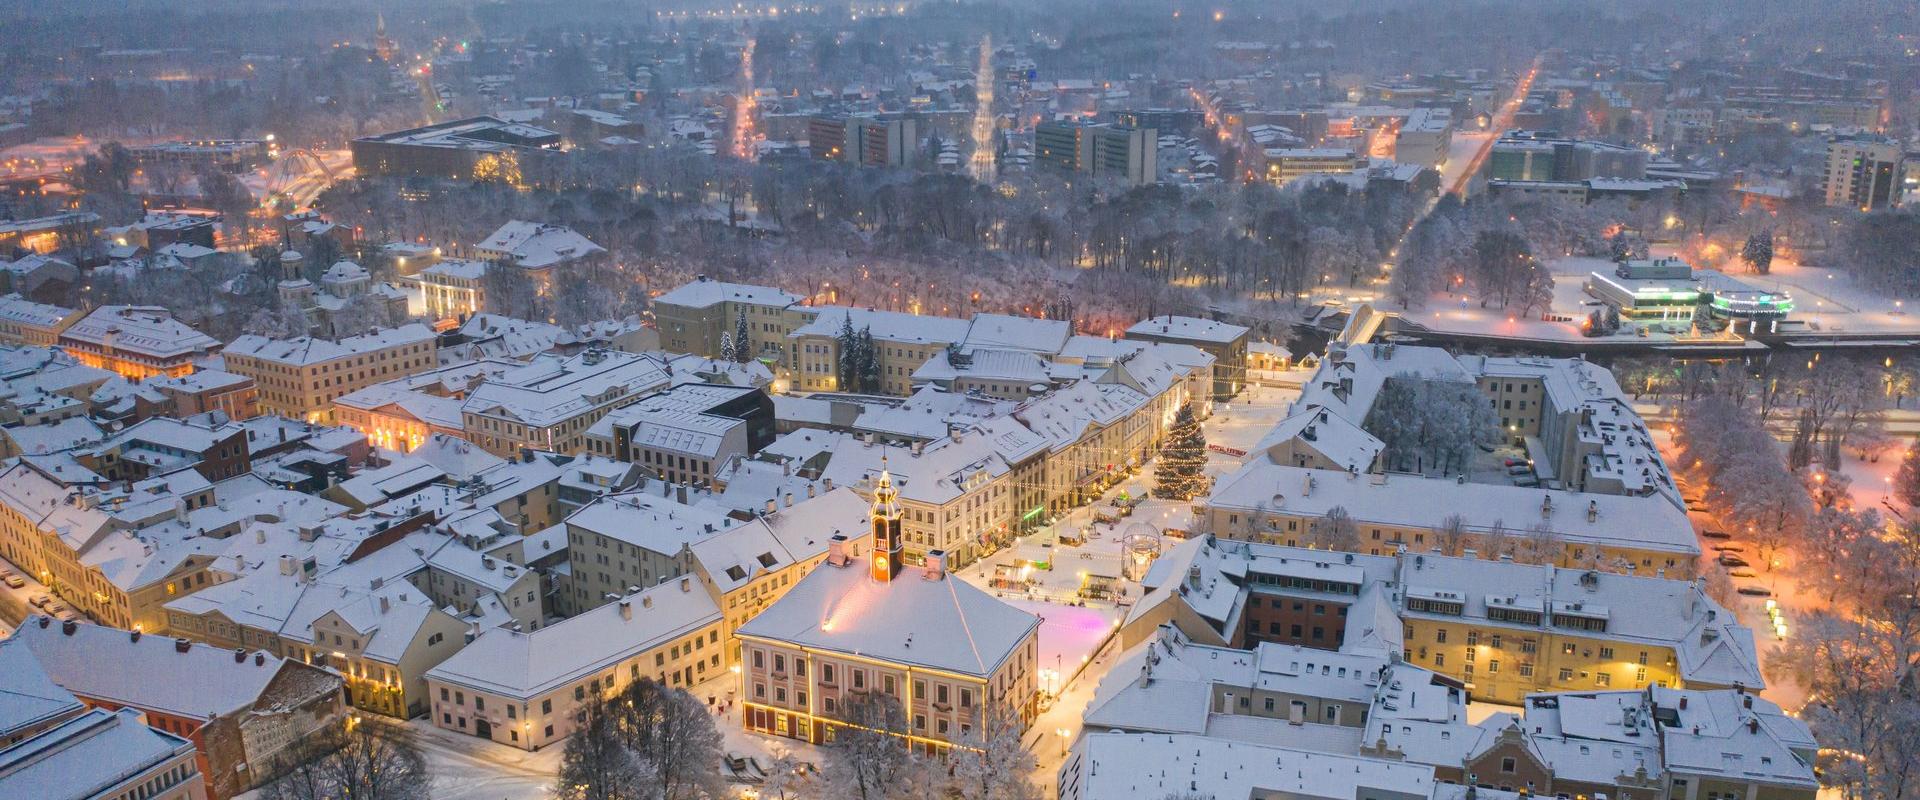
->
[1737,586,1774,597]
[1729,569,1757,578]
[28,593,50,609]
[1701,530,1731,540]
[1717,554,1750,568]
[1711,544,1745,553]
[1,573,22,589]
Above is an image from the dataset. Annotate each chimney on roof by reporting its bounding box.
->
[1743,694,1754,709]
[765,498,777,515]
[827,534,850,566]
[234,647,247,663]
[618,597,633,620]
[923,549,947,580]
[61,619,77,636]
[175,637,191,653]
[379,595,391,613]
[784,492,794,508]
[806,483,815,499]
[824,477,835,491]
[255,653,265,666]
[1587,500,1598,522]
[1747,719,1759,734]
[680,576,692,592]
[1679,696,1688,710]
[130,629,141,643]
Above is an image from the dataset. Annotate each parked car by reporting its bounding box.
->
[1711,544,1745,553]
[1502,458,1528,467]
[28,594,50,610]
[1506,464,1534,476]
[1701,529,1731,540]
[1717,554,1750,568]
[1512,477,1540,488]
[1729,569,1757,578]
[1737,586,1774,597]
[1,574,22,589]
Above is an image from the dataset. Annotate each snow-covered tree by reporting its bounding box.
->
[1767,612,1920,800]
[259,719,431,800]
[836,316,859,391]
[948,708,1040,800]
[734,306,753,363]
[244,303,312,339]
[757,755,817,800]
[1897,444,1920,509]
[825,693,923,800]
[719,331,736,362]
[1365,378,1499,475]
[554,698,654,800]
[1740,231,1774,274]
[614,680,725,800]
[1153,401,1208,500]
[856,326,880,393]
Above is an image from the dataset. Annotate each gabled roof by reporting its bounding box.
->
[425,577,719,699]
[7,619,285,720]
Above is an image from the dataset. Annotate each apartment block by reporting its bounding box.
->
[222,324,437,423]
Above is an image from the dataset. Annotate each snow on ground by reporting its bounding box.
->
[1404,248,1920,344]
[266,387,1309,799]
[1737,258,1920,335]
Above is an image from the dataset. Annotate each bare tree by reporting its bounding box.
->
[1430,514,1468,557]
[1308,506,1361,552]
[260,720,430,800]
[1521,522,1561,566]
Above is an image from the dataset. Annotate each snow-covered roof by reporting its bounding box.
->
[959,313,1072,354]
[0,707,196,800]
[790,306,971,347]
[461,351,669,429]
[1651,686,1817,787]
[1207,464,1699,559]
[1251,405,1383,473]
[226,323,434,367]
[7,618,287,720]
[1125,314,1250,345]
[0,293,76,328]
[59,306,219,360]
[1397,554,1759,686]
[689,488,868,594]
[425,577,719,700]
[822,436,1010,507]
[0,638,85,740]
[1066,731,1435,800]
[737,556,1038,678]
[473,221,605,269]
[2,416,106,456]
[565,489,739,557]
[653,277,800,310]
